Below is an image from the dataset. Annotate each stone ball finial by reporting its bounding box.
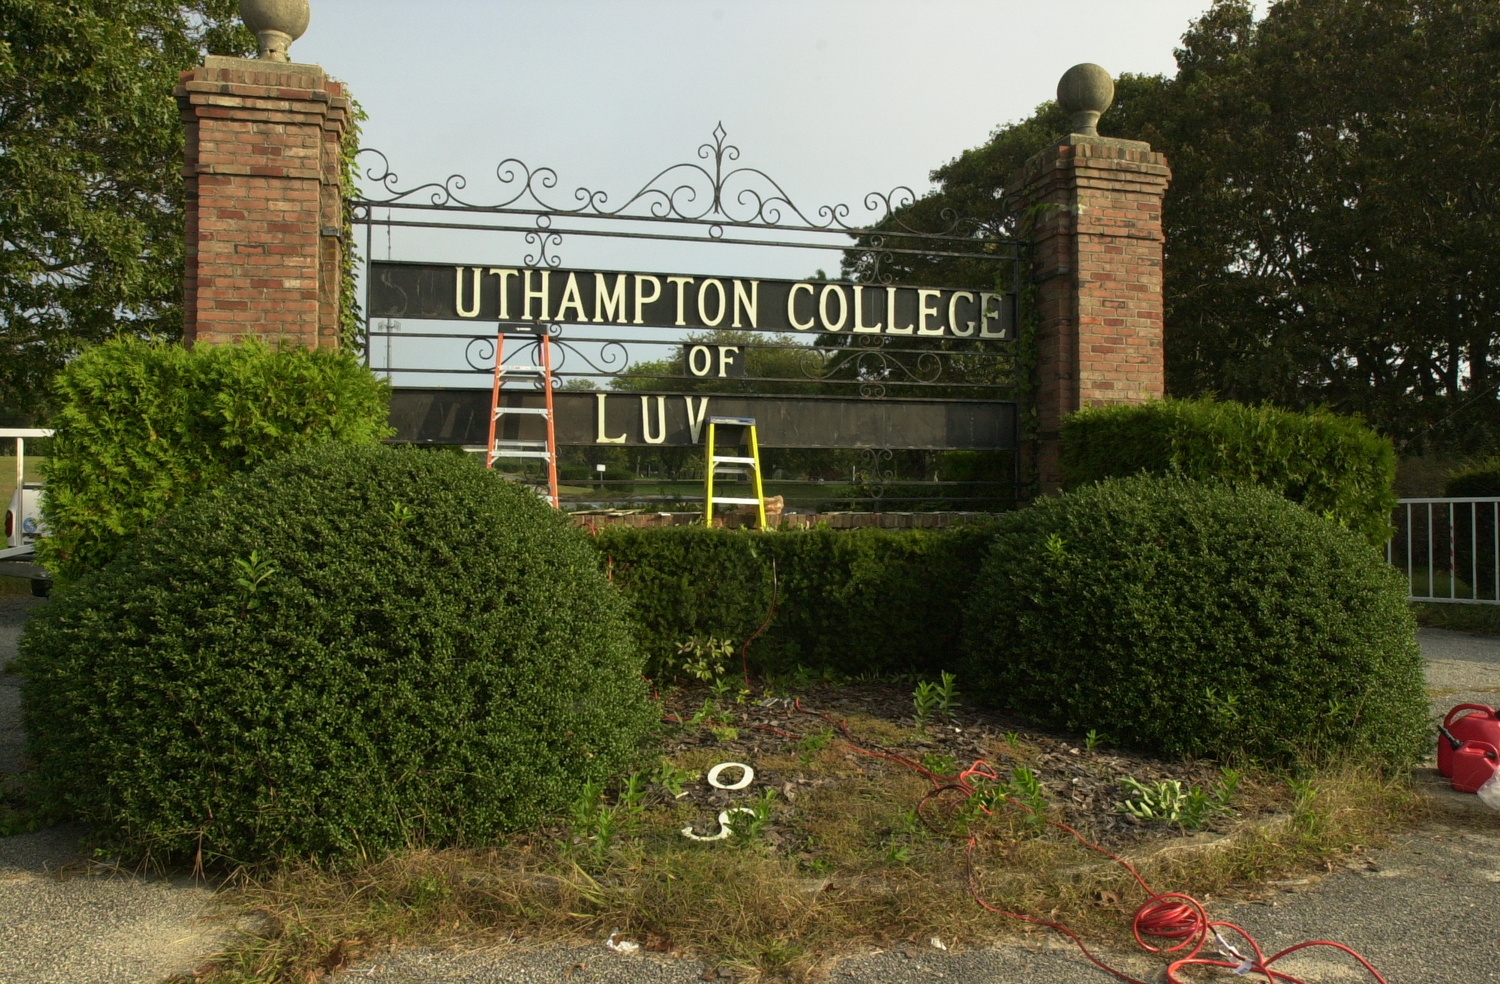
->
[1057,63,1115,137]
[239,0,310,62]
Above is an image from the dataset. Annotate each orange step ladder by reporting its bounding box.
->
[485,328,559,508]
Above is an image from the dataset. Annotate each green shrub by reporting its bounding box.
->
[16,443,652,864]
[1060,398,1397,545]
[962,476,1427,769]
[596,524,996,680]
[1444,458,1500,497]
[38,337,391,582]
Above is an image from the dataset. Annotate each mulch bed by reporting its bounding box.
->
[658,682,1235,849]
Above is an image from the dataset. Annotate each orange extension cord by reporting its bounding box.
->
[770,702,1392,984]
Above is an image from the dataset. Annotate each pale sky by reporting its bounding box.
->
[291,0,1227,379]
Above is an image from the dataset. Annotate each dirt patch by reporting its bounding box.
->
[657,681,1245,851]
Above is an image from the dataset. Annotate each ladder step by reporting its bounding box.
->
[490,450,553,460]
[711,455,758,465]
[497,364,545,374]
[711,497,763,506]
[709,416,756,426]
[493,407,550,417]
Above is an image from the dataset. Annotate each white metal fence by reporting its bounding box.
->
[1389,497,1500,605]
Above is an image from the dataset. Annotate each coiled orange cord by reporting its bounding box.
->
[786,701,1390,984]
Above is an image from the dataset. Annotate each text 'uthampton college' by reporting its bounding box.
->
[369,263,1017,340]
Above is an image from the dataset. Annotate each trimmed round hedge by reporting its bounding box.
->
[17,443,653,863]
[962,476,1427,768]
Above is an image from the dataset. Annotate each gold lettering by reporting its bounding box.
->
[633,275,662,324]
[455,266,482,318]
[594,273,627,323]
[948,291,976,337]
[718,346,740,378]
[595,393,626,444]
[788,283,815,330]
[885,287,912,335]
[686,345,713,377]
[522,269,551,321]
[732,280,759,328]
[979,292,1008,338]
[556,272,587,323]
[697,278,726,327]
[667,276,696,326]
[819,284,849,332]
[640,396,667,444]
[684,396,711,443]
[917,289,944,336]
[487,268,518,320]
[853,285,882,333]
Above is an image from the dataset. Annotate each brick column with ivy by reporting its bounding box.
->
[1010,65,1172,494]
[175,56,349,348]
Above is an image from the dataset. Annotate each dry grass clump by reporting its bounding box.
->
[188,687,1421,984]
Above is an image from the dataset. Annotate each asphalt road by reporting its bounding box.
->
[1,598,1497,983]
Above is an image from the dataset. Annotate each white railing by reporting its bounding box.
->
[1389,497,1500,605]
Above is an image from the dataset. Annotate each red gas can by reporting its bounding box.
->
[1438,704,1500,777]
[1451,740,1500,794]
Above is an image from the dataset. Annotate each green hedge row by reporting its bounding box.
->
[39,338,391,583]
[1445,458,1500,497]
[594,524,996,680]
[1060,398,1396,546]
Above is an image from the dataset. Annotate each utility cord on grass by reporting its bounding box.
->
[781,701,1390,984]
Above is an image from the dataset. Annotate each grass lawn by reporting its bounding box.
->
[194,682,1419,983]
[0,576,33,598]
[1412,601,1500,635]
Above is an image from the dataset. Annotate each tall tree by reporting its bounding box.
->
[0,1,252,421]
[866,0,1500,454]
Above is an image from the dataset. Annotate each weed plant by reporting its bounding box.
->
[1117,769,1240,831]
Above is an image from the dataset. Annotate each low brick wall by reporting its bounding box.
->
[573,511,1001,531]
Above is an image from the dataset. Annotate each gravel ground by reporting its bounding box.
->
[1419,628,1500,720]
[0,824,228,984]
[351,821,1500,984]
[1,600,1497,983]
[345,817,1500,984]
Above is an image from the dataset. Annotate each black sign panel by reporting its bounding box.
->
[389,389,1016,451]
[369,261,1015,341]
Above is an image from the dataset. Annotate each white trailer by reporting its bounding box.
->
[0,428,52,596]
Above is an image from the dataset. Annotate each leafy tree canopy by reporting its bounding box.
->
[871,0,1500,454]
[0,1,252,421]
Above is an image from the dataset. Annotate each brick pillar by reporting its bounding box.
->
[1010,133,1171,494]
[176,56,349,348]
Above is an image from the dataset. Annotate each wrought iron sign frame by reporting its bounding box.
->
[349,124,1026,511]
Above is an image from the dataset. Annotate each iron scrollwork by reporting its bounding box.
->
[355,125,983,237]
[854,448,897,505]
[464,329,633,384]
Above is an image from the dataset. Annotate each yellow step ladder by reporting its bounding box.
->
[485,328,559,508]
[704,416,767,529]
